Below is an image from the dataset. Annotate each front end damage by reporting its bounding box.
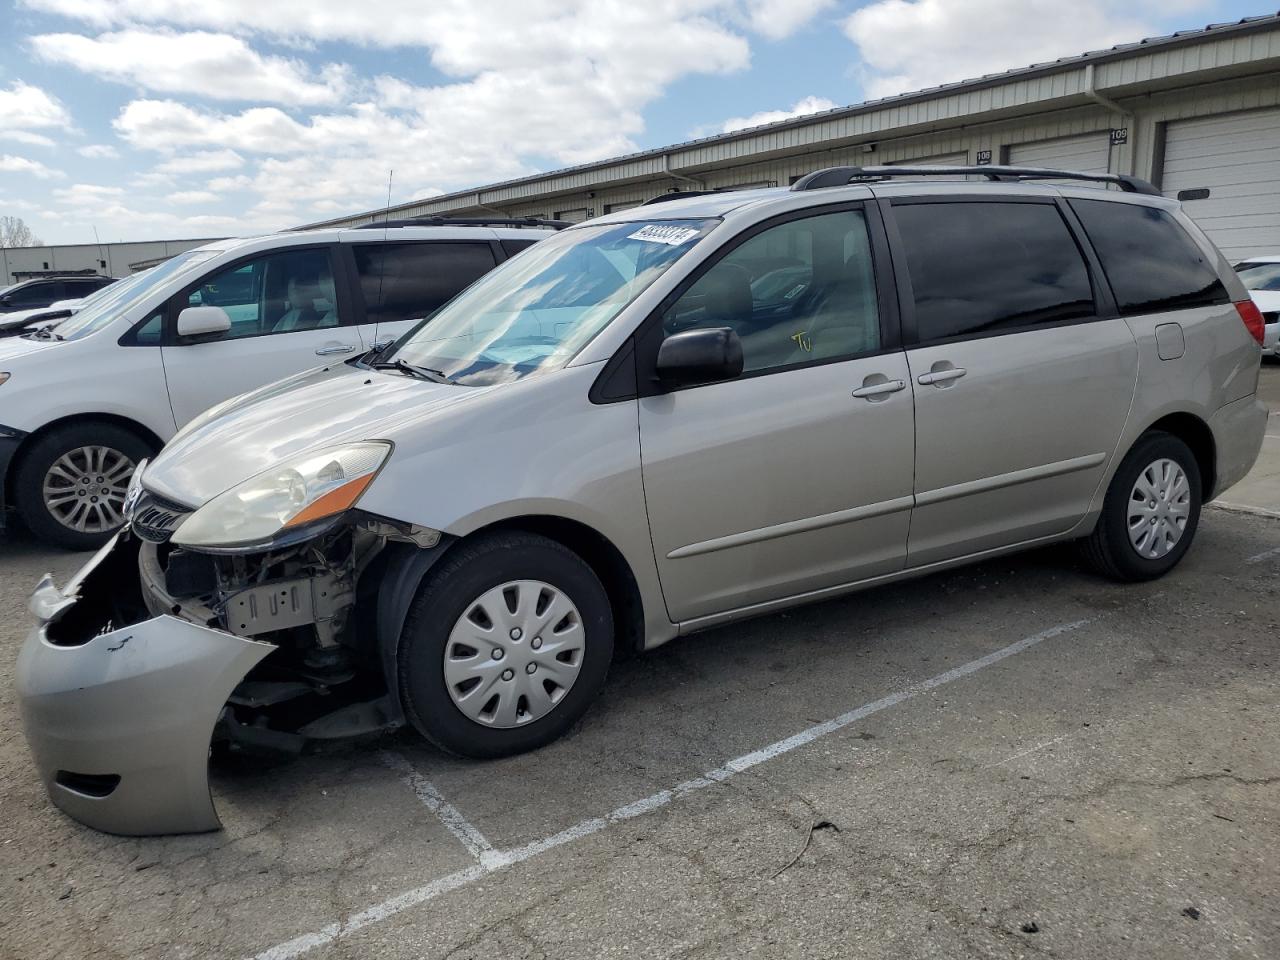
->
[18,513,444,836]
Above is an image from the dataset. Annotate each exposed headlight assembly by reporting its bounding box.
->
[172,441,391,551]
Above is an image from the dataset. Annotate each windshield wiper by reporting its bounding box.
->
[371,358,454,384]
[24,326,64,341]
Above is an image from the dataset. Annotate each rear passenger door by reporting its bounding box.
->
[886,197,1139,567]
[344,241,499,347]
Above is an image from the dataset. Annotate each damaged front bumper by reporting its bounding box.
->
[16,534,276,836]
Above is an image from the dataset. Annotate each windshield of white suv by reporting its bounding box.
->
[1234,261,1280,292]
[55,249,220,341]
[384,218,717,385]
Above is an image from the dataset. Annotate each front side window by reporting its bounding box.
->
[1234,261,1280,293]
[1070,199,1227,314]
[353,242,497,326]
[387,219,716,385]
[663,209,880,373]
[59,249,218,341]
[895,201,1095,342]
[6,282,55,306]
[184,248,337,340]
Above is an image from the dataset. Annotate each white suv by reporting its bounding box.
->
[0,220,556,548]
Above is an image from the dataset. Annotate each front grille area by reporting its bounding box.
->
[129,491,192,543]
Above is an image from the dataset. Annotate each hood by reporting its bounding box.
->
[0,331,63,361]
[0,307,60,331]
[143,362,496,506]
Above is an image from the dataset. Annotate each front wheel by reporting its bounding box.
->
[397,532,614,758]
[12,423,153,550]
[1081,431,1202,581]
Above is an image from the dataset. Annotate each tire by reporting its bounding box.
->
[1081,431,1202,582]
[398,531,614,758]
[12,422,153,551]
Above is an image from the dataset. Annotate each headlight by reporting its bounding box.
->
[172,442,391,550]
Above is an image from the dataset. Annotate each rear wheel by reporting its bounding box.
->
[398,531,614,758]
[1081,431,1202,581]
[12,422,153,550]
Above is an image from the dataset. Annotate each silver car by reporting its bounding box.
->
[18,166,1270,835]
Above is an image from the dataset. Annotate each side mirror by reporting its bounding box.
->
[655,327,744,389]
[176,305,231,341]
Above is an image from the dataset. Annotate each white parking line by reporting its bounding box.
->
[251,619,1090,960]
[993,735,1067,766]
[379,750,498,865]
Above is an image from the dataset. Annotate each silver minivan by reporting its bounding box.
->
[18,166,1269,835]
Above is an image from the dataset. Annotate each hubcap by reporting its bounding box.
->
[43,445,136,534]
[1126,457,1191,559]
[444,580,585,728]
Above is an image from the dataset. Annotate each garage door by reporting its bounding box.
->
[554,207,593,223]
[887,152,969,180]
[1161,108,1280,262]
[1008,133,1110,174]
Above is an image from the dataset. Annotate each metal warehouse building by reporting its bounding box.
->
[0,238,222,287]
[305,13,1280,262]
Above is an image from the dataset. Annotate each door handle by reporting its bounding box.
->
[917,366,967,386]
[851,377,906,400]
[315,343,357,356]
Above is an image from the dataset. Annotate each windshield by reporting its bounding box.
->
[386,219,717,385]
[1234,261,1280,293]
[55,249,220,340]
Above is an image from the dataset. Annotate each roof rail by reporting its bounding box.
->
[351,216,573,231]
[790,165,1162,196]
[642,190,718,206]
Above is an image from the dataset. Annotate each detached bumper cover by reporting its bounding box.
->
[16,543,276,836]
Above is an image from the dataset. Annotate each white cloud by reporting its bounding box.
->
[742,0,835,40]
[52,183,126,205]
[4,130,57,147]
[154,149,245,174]
[0,154,61,179]
[166,189,219,204]
[31,29,350,106]
[844,0,1199,100]
[0,80,71,133]
[78,143,119,158]
[711,95,838,135]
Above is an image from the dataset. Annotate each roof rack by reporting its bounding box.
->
[790,165,1162,196]
[642,190,718,206]
[352,216,573,230]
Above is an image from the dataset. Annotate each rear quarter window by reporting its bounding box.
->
[1069,199,1228,314]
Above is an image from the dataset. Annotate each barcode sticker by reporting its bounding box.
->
[627,225,701,246]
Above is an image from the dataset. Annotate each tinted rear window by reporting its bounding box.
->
[894,201,1095,342]
[500,238,539,258]
[353,242,497,325]
[1069,199,1228,314]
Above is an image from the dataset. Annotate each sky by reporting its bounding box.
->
[0,0,1267,245]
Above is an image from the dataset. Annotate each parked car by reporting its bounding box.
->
[0,275,116,313]
[1233,255,1280,357]
[18,166,1268,835]
[0,270,151,338]
[0,220,558,548]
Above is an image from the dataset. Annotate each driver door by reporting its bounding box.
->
[160,245,365,426]
[637,205,915,623]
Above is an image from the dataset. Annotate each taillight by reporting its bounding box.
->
[1235,300,1265,344]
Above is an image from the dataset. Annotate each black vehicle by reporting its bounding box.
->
[0,275,116,313]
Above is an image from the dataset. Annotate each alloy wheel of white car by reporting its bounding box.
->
[42,444,136,533]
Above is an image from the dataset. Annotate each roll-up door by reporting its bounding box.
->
[1007,133,1110,174]
[1161,108,1280,261]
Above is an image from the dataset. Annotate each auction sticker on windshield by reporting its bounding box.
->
[627,225,702,246]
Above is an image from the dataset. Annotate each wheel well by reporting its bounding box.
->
[5,414,163,507]
[470,515,647,657]
[1146,412,1216,497]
